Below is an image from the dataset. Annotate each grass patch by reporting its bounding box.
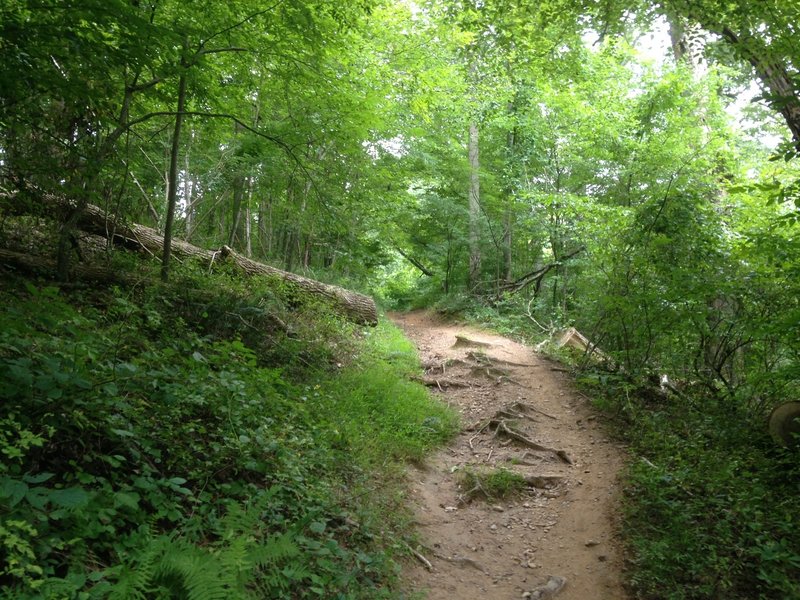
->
[460,467,528,501]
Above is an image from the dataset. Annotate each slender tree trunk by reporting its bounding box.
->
[244,177,253,257]
[667,12,711,143]
[468,121,481,291]
[160,45,188,283]
[183,128,193,238]
[185,179,198,241]
[502,101,517,284]
[258,194,271,257]
[228,173,245,247]
[56,202,85,281]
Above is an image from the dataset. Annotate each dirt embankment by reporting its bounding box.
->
[391,311,629,600]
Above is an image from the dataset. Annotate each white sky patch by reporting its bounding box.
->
[727,81,785,149]
[363,136,408,159]
[632,16,672,69]
[626,18,784,149]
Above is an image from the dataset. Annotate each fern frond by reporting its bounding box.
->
[249,532,299,567]
[108,528,159,600]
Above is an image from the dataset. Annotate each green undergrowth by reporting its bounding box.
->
[0,270,457,599]
[459,467,527,502]
[578,373,800,600]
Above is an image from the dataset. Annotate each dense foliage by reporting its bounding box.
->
[0,271,456,598]
[3,0,800,598]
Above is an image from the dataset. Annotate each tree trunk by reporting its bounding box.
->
[161,46,188,283]
[219,246,376,325]
[719,26,800,147]
[258,194,271,257]
[1,248,130,284]
[228,173,245,248]
[468,121,481,291]
[183,128,194,239]
[502,101,517,284]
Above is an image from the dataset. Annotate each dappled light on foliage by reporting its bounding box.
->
[2,0,800,597]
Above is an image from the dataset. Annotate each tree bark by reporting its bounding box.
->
[218,246,377,325]
[395,246,434,277]
[0,248,132,284]
[468,121,481,291]
[502,100,517,284]
[500,246,585,295]
[161,44,189,282]
[228,173,245,248]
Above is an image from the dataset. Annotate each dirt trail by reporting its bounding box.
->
[391,311,628,600]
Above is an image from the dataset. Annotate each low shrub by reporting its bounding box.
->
[0,273,457,599]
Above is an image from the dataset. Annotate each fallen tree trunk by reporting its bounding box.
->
[217,246,378,326]
[394,245,434,277]
[0,248,132,284]
[500,246,585,295]
[1,191,378,325]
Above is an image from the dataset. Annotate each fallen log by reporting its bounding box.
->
[0,248,133,284]
[2,191,378,325]
[218,246,377,326]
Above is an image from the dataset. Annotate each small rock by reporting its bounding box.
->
[490,524,498,530]
[585,540,600,547]
[492,505,505,512]
[444,506,458,512]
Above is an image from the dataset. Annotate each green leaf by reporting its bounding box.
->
[49,487,90,509]
[111,428,135,438]
[309,521,327,534]
[0,476,28,507]
[23,472,55,484]
[113,491,141,510]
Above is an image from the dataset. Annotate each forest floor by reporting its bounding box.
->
[390,311,629,600]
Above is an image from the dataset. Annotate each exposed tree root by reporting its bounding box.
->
[412,376,474,389]
[508,401,557,420]
[432,552,488,574]
[407,545,433,571]
[470,365,511,379]
[490,419,572,465]
[422,358,470,374]
[495,408,538,422]
[452,335,497,349]
[459,469,564,505]
[466,350,536,368]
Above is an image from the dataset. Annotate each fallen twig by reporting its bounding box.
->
[432,552,488,574]
[408,546,433,571]
[509,401,557,420]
